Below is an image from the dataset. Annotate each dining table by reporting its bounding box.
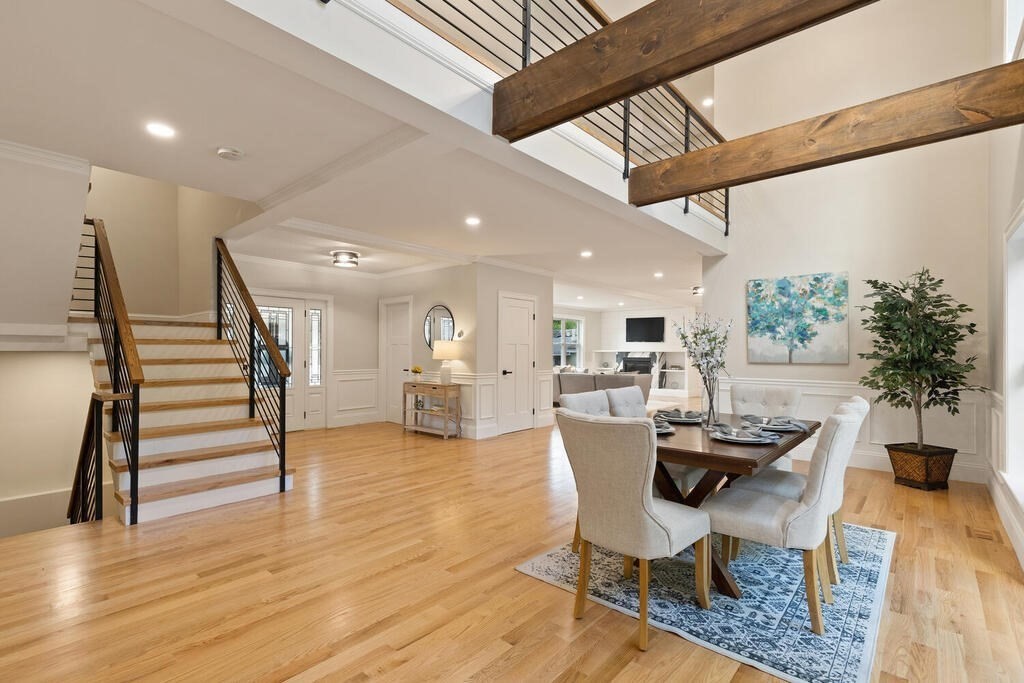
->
[655,413,822,599]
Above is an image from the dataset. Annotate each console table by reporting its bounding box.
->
[402,381,462,439]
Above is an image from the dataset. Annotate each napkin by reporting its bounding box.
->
[740,414,811,433]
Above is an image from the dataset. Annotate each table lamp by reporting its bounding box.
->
[432,340,460,384]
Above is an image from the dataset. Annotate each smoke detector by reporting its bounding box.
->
[216,146,245,161]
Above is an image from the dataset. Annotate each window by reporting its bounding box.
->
[552,318,582,367]
[257,305,293,389]
[308,308,322,387]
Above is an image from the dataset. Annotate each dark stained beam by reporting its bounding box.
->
[492,0,879,142]
[628,60,1024,206]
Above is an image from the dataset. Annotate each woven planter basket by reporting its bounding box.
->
[885,443,957,491]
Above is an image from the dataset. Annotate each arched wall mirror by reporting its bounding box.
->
[423,304,455,349]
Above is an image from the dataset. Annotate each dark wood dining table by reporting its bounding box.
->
[655,413,821,599]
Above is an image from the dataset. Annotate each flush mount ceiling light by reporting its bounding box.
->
[692,285,705,296]
[576,295,584,300]
[654,272,664,279]
[617,301,625,306]
[702,97,714,107]
[330,250,360,268]
[145,121,176,139]
[216,146,245,161]
[465,216,481,227]
[580,250,593,258]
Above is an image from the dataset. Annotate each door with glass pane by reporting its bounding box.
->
[304,301,327,429]
[255,297,304,432]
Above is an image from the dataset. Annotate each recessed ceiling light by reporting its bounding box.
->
[692,285,705,296]
[576,295,584,300]
[617,302,625,306]
[580,250,593,258]
[702,97,714,107]
[145,121,176,139]
[654,272,664,279]
[330,250,360,268]
[465,216,481,227]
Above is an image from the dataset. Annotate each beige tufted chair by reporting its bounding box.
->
[556,408,712,650]
[731,385,803,472]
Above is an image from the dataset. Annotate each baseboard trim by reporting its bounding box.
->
[328,408,384,428]
[989,473,1024,570]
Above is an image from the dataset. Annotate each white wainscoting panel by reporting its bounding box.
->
[536,373,554,427]
[330,369,381,427]
[401,371,498,439]
[721,377,994,484]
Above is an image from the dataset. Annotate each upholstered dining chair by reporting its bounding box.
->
[560,390,610,416]
[730,384,803,472]
[728,397,869,585]
[700,405,863,635]
[556,408,712,650]
[607,386,706,498]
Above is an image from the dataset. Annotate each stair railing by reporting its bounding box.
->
[387,0,729,232]
[86,218,144,525]
[214,238,290,492]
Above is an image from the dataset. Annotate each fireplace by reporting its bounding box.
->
[621,355,654,374]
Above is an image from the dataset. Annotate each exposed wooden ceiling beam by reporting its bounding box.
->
[492,0,879,142]
[627,60,1024,206]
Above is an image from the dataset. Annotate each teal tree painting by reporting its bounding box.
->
[746,272,850,364]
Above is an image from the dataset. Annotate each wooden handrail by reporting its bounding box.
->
[574,0,726,144]
[92,219,145,385]
[215,238,292,378]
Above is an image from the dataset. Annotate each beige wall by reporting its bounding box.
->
[0,352,98,537]
[87,167,261,317]
[706,0,992,387]
[177,187,262,315]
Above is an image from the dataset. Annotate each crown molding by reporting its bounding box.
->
[0,140,90,176]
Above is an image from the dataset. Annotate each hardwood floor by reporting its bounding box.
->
[0,423,1021,681]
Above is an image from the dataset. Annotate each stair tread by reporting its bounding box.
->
[98,376,246,389]
[108,439,275,472]
[93,357,236,366]
[114,465,293,504]
[88,338,231,345]
[107,417,264,442]
[68,316,218,328]
[104,397,249,413]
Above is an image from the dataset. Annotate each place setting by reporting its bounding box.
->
[656,408,704,425]
[708,422,783,444]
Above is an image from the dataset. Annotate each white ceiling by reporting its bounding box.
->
[0,0,711,313]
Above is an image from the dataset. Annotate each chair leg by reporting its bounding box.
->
[730,537,741,561]
[720,534,733,567]
[694,535,711,610]
[832,511,849,564]
[802,548,825,635]
[816,541,834,604]
[638,558,650,651]
[574,540,592,619]
[623,555,634,579]
[572,517,581,553]
[825,522,841,585]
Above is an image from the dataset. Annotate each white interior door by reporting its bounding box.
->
[498,293,535,435]
[382,298,412,424]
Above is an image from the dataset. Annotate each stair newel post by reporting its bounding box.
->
[248,318,256,420]
[622,97,631,180]
[279,371,287,493]
[93,397,103,521]
[129,385,140,525]
[216,249,224,341]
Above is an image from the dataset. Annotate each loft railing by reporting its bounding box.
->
[214,238,290,492]
[77,218,144,524]
[389,0,729,231]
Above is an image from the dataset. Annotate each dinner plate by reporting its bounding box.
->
[655,426,676,436]
[664,416,702,424]
[710,432,775,444]
[756,423,801,432]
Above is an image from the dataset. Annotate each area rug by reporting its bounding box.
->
[516,524,894,683]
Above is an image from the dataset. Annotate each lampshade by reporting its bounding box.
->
[432,340,460,361]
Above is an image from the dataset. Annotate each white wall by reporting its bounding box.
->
[705,0,993,481]
[0,352,99,537]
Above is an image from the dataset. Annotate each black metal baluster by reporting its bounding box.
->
[622,97,631,180]
[129,385,140,525]
[111,327,121,433]
[248,318,256,419]
[725,188,730,236]
[521,0,532,68]
[93,397,103,520]
[684,107,691,214]
[216,251,224,340]
[279,371,287,492]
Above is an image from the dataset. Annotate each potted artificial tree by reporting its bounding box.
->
[858,269,986,490]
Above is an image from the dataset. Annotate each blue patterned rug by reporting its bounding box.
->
[517,524,894,683]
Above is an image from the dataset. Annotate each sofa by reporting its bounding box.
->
[552,372,652,406]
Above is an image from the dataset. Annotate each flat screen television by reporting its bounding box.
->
[625,317,665,342]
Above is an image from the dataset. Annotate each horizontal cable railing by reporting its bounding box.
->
[70,223,96,314]
[215,238,290,492]
[391,0,729,230]
[84,218,144,524]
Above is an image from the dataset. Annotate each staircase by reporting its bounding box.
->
[67,220,293,525]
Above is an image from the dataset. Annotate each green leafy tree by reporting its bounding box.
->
[858,269,985,449]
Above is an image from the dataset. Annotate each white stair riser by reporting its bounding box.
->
[132,404,251,429]
[108,425,269,458]
[113,451,278,489]
[139,382,249,402]
[89,342,235,360]
[117,475,293,524]
[130,325,218,340]
[93,362,241,382]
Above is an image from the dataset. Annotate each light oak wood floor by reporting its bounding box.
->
[0,423,1021,682]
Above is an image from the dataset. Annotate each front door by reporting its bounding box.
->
[498,293,535,434]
